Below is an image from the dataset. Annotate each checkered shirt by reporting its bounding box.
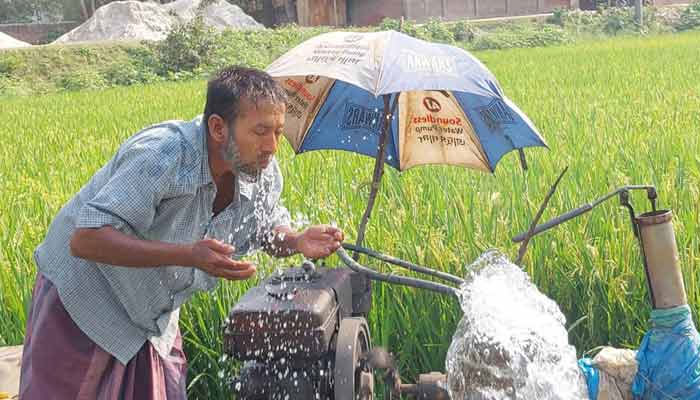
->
[34,116,291,364]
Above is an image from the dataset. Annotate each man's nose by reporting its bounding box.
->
[261,133,278,153]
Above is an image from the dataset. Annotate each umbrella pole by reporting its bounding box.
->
[354,94,392,260]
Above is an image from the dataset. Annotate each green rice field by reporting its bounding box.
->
[1,31,699,397]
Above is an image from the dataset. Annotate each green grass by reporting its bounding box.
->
[0,42,152,95]
[1,31,699,398]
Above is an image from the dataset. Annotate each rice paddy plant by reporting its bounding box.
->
[1,31,698,398]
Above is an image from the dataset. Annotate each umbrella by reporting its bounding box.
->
[266,30,547,249]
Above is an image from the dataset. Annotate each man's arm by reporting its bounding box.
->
[263,225,344,259]
[70,226,256,281]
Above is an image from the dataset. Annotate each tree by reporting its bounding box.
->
[0,0,63,23]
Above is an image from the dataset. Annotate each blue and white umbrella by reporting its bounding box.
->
[266,30,548,242]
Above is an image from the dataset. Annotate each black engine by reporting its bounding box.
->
[224,262,373,399]
[224,245,456,400]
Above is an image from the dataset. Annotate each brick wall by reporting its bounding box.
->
[347,0,687,25]
[348,0,404,26]
[583,0,687,7]
[651,0,687,5]
[0,22,80,45]
[349,0,577,24]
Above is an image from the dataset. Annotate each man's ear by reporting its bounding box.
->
[207,114,227,145]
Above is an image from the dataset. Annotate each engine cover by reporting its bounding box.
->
[224,266,357,362]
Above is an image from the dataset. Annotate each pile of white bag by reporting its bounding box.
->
[54,0,262,44]
[0,32,31,49]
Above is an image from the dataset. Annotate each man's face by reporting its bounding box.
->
[224,98,286,176]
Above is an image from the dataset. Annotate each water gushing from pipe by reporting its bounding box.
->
[446,250,588,400]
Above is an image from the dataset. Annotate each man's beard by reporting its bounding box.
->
[224,132,263,183]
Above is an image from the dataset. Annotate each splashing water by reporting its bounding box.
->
[446,250,588,400]
[241,166,317,279]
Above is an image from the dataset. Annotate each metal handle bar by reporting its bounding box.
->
[336,247,461,298]
[342,243,464,285]
[512,185,656,243]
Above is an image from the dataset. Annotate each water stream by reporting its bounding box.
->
[446,250,588,400]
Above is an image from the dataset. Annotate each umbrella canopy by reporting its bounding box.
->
[266,30,548,247]
[267,30,547,173]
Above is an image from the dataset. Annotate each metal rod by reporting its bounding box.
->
[354,94,399,259]
[512,185,656,243]
[619,190,639,238]
[515,166,568,264]
[343,243,464,285]
[620,191,656,306]
[638,219,657,308]
[337,248,460,298]
[518,148,528,171]
[512,203,593,243]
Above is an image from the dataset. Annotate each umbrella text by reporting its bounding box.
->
[417,135,466,147]
[412,115,462,126]
[342,103,383,135]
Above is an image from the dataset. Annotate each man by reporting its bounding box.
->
[19,66,344,399]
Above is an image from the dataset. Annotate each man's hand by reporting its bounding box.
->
[295,225,344,259]
[189,239,256,281]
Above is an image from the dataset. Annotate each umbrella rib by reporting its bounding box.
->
[374,30,393,97]
[354,94,399,256]
[296,78,339,154]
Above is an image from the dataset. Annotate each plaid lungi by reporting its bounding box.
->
[19,273,188,400]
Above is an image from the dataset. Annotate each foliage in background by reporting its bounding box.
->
[470,24,571,50]
[1,32,699,398]
[1,2,699,97]
[377,16,572,49]
[0,42,166,95]
[677,1,700,31]
[0,0,62,23]
[548,5,668,35]
[149,16,218,74]
[549,1,700,34]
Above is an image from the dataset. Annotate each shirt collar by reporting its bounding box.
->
[198,119,214,186]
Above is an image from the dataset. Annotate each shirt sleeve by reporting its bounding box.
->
[75,139,178,237]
